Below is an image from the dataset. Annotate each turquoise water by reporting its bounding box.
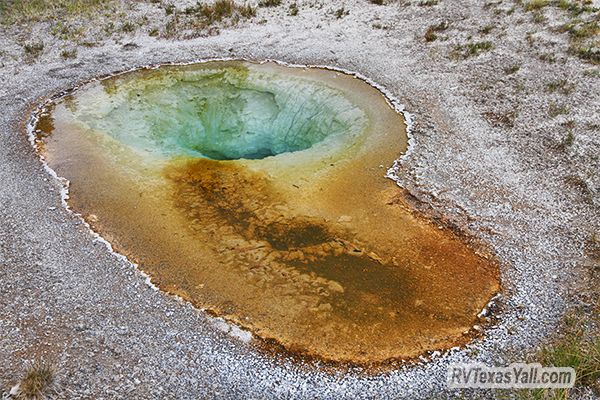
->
[72,65,368,160]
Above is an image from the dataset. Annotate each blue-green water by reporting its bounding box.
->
[74,65,368,160]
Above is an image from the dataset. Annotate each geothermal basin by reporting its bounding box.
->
[33,60,499,365]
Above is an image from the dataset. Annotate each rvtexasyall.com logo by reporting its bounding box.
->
[447,363,576,389]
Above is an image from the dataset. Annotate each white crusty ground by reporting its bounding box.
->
[0,1,599,399]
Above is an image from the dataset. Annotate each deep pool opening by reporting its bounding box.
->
[79,65,368,161]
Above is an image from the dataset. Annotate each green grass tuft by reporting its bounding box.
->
[60,48,78,59]
[258,0,281,7]
[524,0,550,11]
[545,79,576,95]
[451,41,494,59]
[23,41,44,59]
[548,101,570,117]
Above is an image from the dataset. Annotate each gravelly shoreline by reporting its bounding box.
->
[1,1,598,398]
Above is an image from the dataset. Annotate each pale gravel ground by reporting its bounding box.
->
[0,0,599,399]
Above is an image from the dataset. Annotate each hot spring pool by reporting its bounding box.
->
[32,61,499,365]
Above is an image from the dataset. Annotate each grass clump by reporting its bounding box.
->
[539,52,557,62]
[23,41,44,59]
[199,0,255,23]
[163,3,175,15]
[465,41,494,54]
[49,21,84,41]
[451,41,494,59]
[570,44,600,63]
[258,0,281,7]
[120,21,136,33]
[548,101,570,117]
[60,48,78,59]
[505,64,521,74]
[334,7,349,19]
[288,3,298,16]
[479,24,495,34]
[560,20,599,39]
[560,130,575,148]
[564,174,589,191]
[424,20,449,42]
[14,362,56,400]
[532,10,547,23]
[483,110,518,128]
[524,0,550,11]
[545,79,576,94]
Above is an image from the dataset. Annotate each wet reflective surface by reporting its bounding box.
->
[35,61,499,365]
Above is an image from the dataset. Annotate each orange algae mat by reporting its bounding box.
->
[34,61,499,365]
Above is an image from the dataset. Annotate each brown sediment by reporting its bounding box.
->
[34,61,500,366]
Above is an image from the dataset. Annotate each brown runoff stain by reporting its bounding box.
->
[34,61,500,366]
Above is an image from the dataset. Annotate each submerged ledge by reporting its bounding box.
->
[29,60,500,366]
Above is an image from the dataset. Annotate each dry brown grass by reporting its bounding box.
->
[15,362,56,400]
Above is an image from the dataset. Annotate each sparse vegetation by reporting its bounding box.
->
[1,0,256,40]
[516,295,600,400]
[14,362,56,400]
[289,3,298,16]
[561,130,575,148]
[160,0,255,39]
[557,0,598,16]
[479,24,495,34]
[198,0,255,23]
[561,20,599,39]
[451,41,494,59]
[258,0,281,7]
[164,3,175,15]
[372,22,390,30]
[419,0,438,5]
[483,110,518,128]
[425,20,449,42]
[0,0,107,24]
[424,27,437,42]
[548,101,569,117]
[564,174,593,202]
[505,64,521,74]
[120,21,136,33]
[524,0,550,11]
[23,41,44,59]
[50,22,84,41]
[60,48,78,59]
[334,7,349,19]
[532,10,547,23]
[546,79,576,94]
[571,45,600,64]
[539,52,557,63]
[520,0,600,64]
